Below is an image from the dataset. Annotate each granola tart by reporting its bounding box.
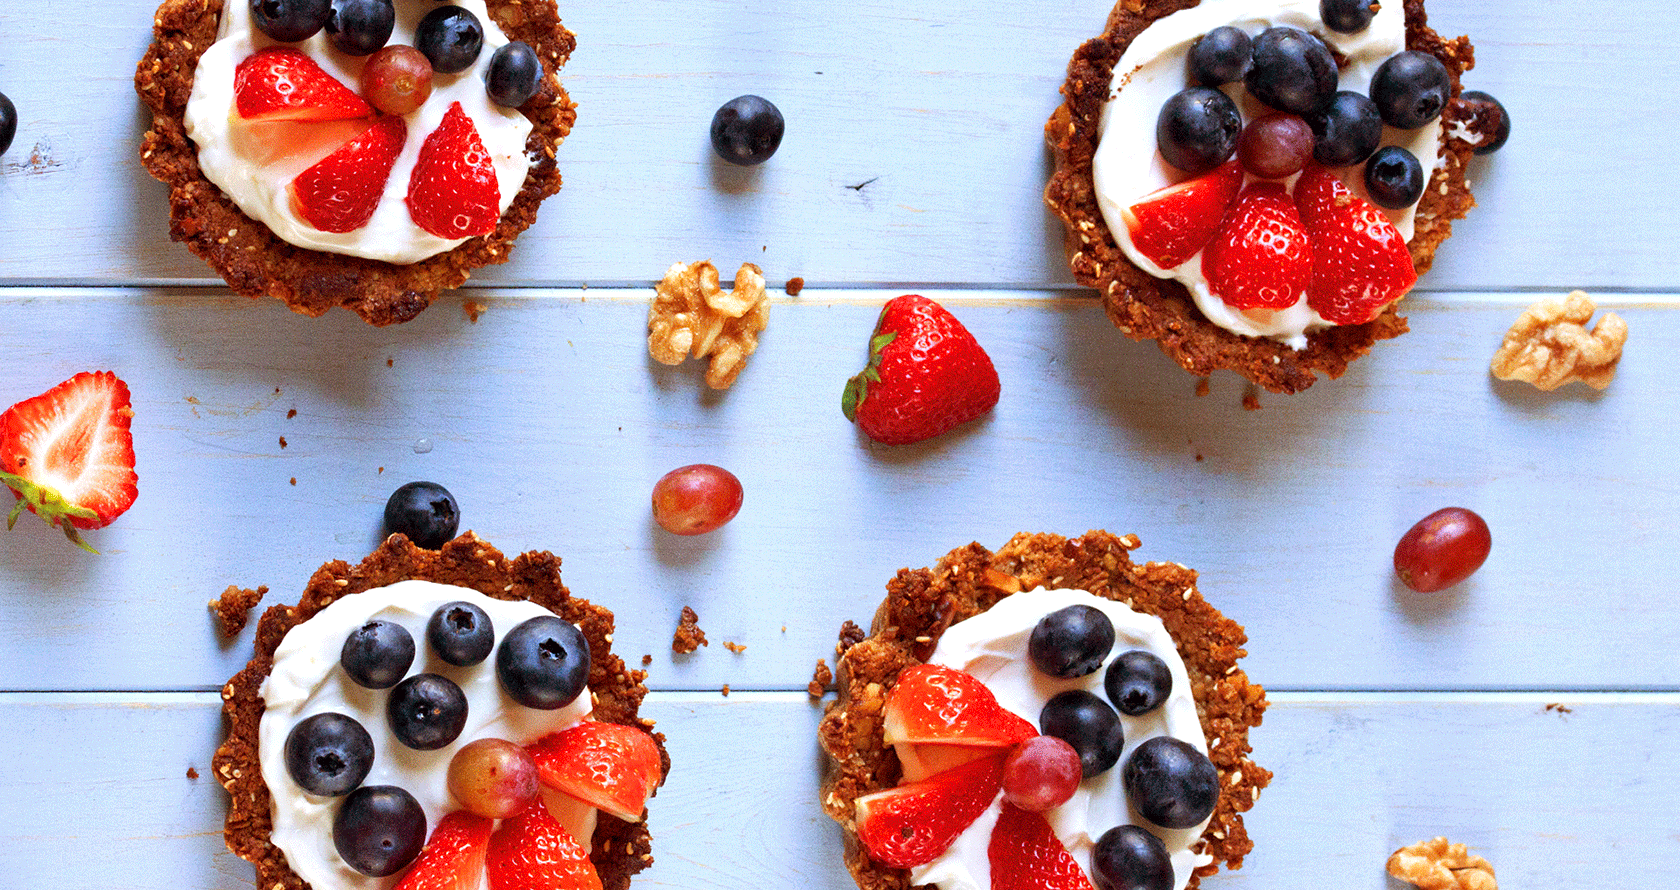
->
[136,0,577,326]
[818,530,1269,890]
[1045,0,1488,393]
[214,532,665,890]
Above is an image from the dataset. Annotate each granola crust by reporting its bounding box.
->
[212,532,666,890]
[135,0,577,326]
[1044,0,1485,393]
[818,531,1269,890]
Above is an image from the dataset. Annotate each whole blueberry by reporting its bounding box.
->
[1364,145,1425,209]
[1029,604,1116,679]
[0,93,17,157]
[1122,736,1220,829]
[1459,90,1512,155]
[1306,91,1383,167]
[1187,26,1251,87]
[383,481,459,550]
[284,712,374,796]
[1091,824,1175,890]
[497,615,590,709]
[1040,690,1124,779]
[710,95,785,166]
[415,6,484,75]
[486,41,543,108]
[1155,87,1241,175]
[1245,26,1337,116]
[325,0,395,56]
[250,0,332,43]
[386,673,468,750]
[1104,650,1173,716]
[427,601,494,666]
[1320,0,1377,34]
[1370,50,1451,129]
[333,785,426,876]
[340,619,416,689]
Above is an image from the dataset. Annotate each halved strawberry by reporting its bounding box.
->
[1121,161,1245,269]
[233,47,372,123]
[527,722,663,823]
[1294,164,1419,325]
[883,664,1036,748]
[487,798,602,890]
[290,115,407,233]
[394,810,492,890]
[987,803,1095,890]
[406,101,500,239]
[1202,182,1313,311]
[0,371,138,552]
[854,753,1006,868]
[897,742,1002,783]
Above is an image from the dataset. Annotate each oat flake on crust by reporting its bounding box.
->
[1044,0,1487,393]
[818,531,1270,890]
[135,0,577,326]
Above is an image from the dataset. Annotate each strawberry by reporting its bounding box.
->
[233,47,372,123]
[1293,164,1419,325]
[393,810,492,890]
[987,803,1095,890]
[1201,182,1313,311]
[407,101,501,239]
[526,722,663,823]
[487,798,602,890]
[897,742,1005,783]
[883,664,1036,748]
[841,295,1000,446]
[854,753,1006,868]
[0,371,138,553]
[1121,160,1245,269]
[290,115,407,233]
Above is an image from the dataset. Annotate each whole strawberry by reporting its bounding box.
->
[0,371,138,553]
[841,295,1000,446]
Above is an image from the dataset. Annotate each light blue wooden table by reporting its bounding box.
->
[0,1,1676,887]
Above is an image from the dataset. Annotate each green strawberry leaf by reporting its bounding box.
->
[842,330,898,423]
[0,470,102,554]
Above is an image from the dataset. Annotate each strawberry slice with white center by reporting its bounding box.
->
[1202,181,1314,311]
[487,798,602,890]
[526,722,663,823]
[233,47,372,123]
[289,115,407,233]
[1122,160,1245,270]
[854,753,1007,868]
[407,101,501,239]
[393,810,492,890]
[987,802,1096,890]
[0,371,137,552]
[1294,164,1419,325]
[883,664,1037,748]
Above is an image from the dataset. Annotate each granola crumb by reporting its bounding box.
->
[208,585,268,637]
[1241,387,1262,411]
[278,436,287,449]
[723,641,747,654]
[1195,377,1211,397]
[187,766,200,780]
[289,477,297,486]
[672,606,708,653]
[286,409,297,419]
[808,658,833,698]
[641,654,653,666]
[720,684,730,697]
[785,276,805,296]
[465,300,488,323]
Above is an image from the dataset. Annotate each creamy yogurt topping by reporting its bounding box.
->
[186,1,533,264]
[908,589,1211,890]
[258,581,592,890]
[1092,0,1442,348]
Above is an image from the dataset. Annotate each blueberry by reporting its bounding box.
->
[1104,650,1173,716]
[383,481,459,550]
[325,0,395,56]
[1122,736,1219,829]
[1364,145,1425,209]
[1245,26,1337,116]
[1320,0,1377,34]
[1459,90,1511,155]
[486,41,543,108]
[1155,87,1241,175]
[415,6,484,75]
[333,785,426,877]
[1187,26,1250,87]
[1306,91,1383,167]
[386,673,468,750]
[284,712,374,797]
[340,619,415,689]
[250,0,332,43]
[1370,50,1450,129]
[496,615,590,710]
[1091,824,1174,890]
[0,93,16,157]
[1029,605,1115,679]
[1039,690,1124,779]
[710,95,784,166]
[427,601,494,666]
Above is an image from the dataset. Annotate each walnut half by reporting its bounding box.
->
[1387,837,1497,890]
[647,260,769,389]
[1490,290,1627,391]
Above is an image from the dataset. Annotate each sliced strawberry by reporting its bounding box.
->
[883,664,1036,748]
[393,810,492,890]
[527,722,663,823]
[0,371,137,552]
[987,803,1095,890]
[1294,164,1419,325]
[854,753,1006,868]
[288,115,407,233]
[1121,161,1245,269]
[406,101,500,239]
[487,798,602,890]
[897,742,1003,783]
[233,47,372,123]
[1202,182,1313,311]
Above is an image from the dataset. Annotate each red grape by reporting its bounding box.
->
[1001,736,1082,812]
[1393,507,1491,593]
[446,738,539,819]
[651,464,743,535]
[1237,113,1315,179]
[360,46,433,116]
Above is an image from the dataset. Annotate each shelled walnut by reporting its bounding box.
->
[1387,837,1497,890]
[1490,290,1626,391]
[648,260,769,389]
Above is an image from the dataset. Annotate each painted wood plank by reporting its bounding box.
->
[0,290,1671,692]
[0,1,1673,289]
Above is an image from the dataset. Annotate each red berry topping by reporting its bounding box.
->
[406,102,500,239]
[1001,736,1083,813]
[0,371,138,551]
[289,115,406,233]
[1202,182,1313,310]
[841,295,1000,446]
[233,46,372,123]
[883,664,1037,748]
[987,803,1096,890]
[393,810,492,890]
[486,798,601,890]
[854,754,1007,868]
[1121,160,1244,270]
[1293,164,1418,324]
[526,722,664,823]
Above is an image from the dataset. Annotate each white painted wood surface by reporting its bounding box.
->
[0,0,1675,887]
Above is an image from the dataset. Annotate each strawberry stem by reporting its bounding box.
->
[841,331,898,423]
